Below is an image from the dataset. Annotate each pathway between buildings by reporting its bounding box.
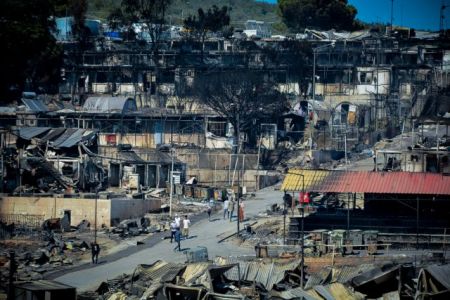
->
[53,187,283,291]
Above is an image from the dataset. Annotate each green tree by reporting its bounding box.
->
[278,0,359,32]
[0,0,67,102]
[183,5,231,58]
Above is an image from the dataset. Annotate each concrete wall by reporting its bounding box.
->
[0,196,111,228]
[186,169,262,191]
[0,196,161,228]
[110,198,161,222]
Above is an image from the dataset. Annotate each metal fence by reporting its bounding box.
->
[0,214,45,240]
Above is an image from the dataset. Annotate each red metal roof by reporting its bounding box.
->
[282,170,450,195]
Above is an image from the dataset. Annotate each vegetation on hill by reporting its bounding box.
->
[278,0,362,32]
[88,0,281,30]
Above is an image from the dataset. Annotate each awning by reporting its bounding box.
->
[39,128,67,143]
[19,127,51,140]
[52,129,95,148]
[281,169,450,195]
[116,151,146,163]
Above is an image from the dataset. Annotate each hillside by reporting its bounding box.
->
[87,0,282,30]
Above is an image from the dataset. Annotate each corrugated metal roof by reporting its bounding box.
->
[278,287,321,300]
[182,262,210,285]
[83,96,137,113]
[134,261,184,282]
[19,127,51,140]
[325,283,364,300]
[15,280,75,291]
[281,169,450,195]
[333,264,376,284]
[424,264,450,290]
[117,151,146,163]
[38,128,66,143]
[313,285,334,300]
[21,98,48,112]
[305,268,332,289]
[214,257,301,290]
[51,129,94,148]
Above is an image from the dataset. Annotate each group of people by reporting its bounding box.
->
[170,214,191,252]
[222,193,245,222]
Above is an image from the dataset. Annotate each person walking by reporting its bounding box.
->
[90,242,96,264]
[182,215,191,238]
[173,228,182,252]
[169,220,177,243]
[207,206,212,221]
[174,214,181,231]
[238,200,245,222]
[223,199,229,219]
[228,198,235,222]
[91,242,100,264]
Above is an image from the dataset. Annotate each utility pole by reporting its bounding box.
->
[94,186,99,243]
[8,251,16,300]
[440,1,447,33]
[237,154,241,237]
[344,130,348,167]
[390,0,395,33]
[311,49,316,149]
[283,209,286,244]
[169,146,174,218]
[300,174,305,289]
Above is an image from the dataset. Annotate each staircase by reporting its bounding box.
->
[27,157,74,188]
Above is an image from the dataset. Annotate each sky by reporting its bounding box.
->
[260,0,450,31]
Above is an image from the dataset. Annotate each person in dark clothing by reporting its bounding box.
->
[91,242,100,264]
[91,242,96,264]
[173,229,182,252]
[207,206,212,221]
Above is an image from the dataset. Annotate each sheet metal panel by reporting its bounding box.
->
[52,129,94,148]
[19,127,51,140]
[39,128,66,143]
[83,96,136,113]
[425,264,450,290]
[282,169,450,195]
[22,98,48,112]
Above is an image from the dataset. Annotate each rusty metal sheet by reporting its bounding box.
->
[282,169,450,195]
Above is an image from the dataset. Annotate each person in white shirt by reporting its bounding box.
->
[170,221,177,243]
[174,214,181,230]
[182,215,191,238]
[223,199,229,219]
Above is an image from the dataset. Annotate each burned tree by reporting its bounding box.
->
[107,0,172,52]
[183,5,231,59]
[194,71,287,152]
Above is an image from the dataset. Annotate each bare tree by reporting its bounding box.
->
[108,0,172,107]
[183,5,231,59]
[108,0,172,53]
[194,71,287,152]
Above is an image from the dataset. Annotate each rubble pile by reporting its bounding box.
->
[239,218,285,247]
[109,217,154,238]
[77,255,450,299]
[0,234,91,292]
